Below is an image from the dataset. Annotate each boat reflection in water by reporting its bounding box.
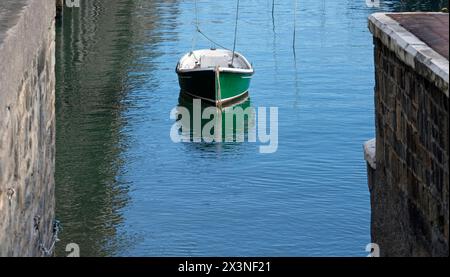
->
[173,91,256,144]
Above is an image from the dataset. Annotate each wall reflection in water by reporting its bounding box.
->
[54,0,178,256]
[383,0,448,11]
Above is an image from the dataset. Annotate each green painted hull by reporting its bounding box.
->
[216,71,252,103]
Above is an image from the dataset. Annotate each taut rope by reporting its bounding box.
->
[231,0,241,66]
[193,0,229,50]
[293,0,297,52]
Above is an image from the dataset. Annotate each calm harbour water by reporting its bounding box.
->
[54,0,446,256]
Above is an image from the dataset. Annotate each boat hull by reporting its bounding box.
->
[177,69,252,105]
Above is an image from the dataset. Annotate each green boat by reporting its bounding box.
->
[176,48,254,106]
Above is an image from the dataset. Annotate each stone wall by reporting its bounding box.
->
[367,13,449,256]
[0,0,56,256]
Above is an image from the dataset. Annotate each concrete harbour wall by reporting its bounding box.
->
[0,0,56,256]
[365,13,449,256]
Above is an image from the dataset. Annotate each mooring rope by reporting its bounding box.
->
[191,0,199,57]
[193,0,229,50]
[272,0,275,32]
[231,0,241,66]
[197,28,229,50]
[194,0,199,30]
[293,0,297,52]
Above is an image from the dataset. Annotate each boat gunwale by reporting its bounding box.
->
[176,66,254,75]
[176,49,254,75]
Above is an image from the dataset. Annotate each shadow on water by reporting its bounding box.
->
[383,0,448,11]
[54,1,133,257]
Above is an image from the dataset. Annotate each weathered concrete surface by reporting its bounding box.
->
[389,13,449,60]
[368,13,449,256]
[369,13,448,97]
[0,0,56,256]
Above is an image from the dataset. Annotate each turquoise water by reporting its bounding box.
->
[55,0,447,256]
